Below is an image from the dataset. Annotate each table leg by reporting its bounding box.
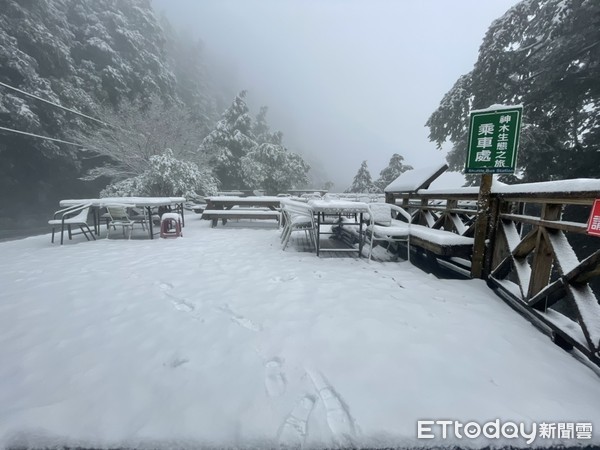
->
[93,207,100,236]
[316,213,321,256]
[147,206,154,239]
[179,203,185,227]
[358,212,364,257]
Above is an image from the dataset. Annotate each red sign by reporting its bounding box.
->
[587,199,600,237]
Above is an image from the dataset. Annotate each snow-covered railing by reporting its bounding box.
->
[386,179,600,363]
[487,186,600,363]
[386,188,479,246]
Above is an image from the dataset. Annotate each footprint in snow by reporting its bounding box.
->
[158,281,174,291]
[312,271,325,279]
[231,315,262,332]
[264,358,286,397]
[277,394,316,447]
[269,274,298,283]
[164,355,189,368]
[219,305,262,332]
[157,281,195,312]
[306,369,358,446]
[169,295,195,312]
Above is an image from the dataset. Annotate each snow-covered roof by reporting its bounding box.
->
[60,197,186,207]
[492,178,600,194]
[205,196,282,202]
[414,186,479,196]
[470,104,523,114]
[384,163,448,193]
[412,178,600,196]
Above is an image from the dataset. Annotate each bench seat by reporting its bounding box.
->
[202,208,280,227]
[202,209,280,218]
[389,219,473,257]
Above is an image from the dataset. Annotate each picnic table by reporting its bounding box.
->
[59,197,186,239]
[307,199,370,257]
[202,196,281,227]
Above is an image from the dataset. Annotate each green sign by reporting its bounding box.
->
[465,106,522,174]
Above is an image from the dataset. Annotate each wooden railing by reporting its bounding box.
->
[386,182,600,364]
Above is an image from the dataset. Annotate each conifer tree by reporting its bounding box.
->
[346,160,378,193]
[198,91,256,188]
[376,153,413,190]
[426,0,600,183]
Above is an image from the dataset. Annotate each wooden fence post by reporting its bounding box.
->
[527,203,563,301]
[471,174,493,279]
[385,192,394,205]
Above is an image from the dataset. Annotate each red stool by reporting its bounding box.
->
[160,213,183,238]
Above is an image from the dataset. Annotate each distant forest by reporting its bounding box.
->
[426,0,599,185]
[1,0,598,236]
[0,0,311,235]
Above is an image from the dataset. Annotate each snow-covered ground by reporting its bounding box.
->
[1,216,599,449]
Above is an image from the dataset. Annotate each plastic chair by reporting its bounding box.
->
[49,203,95,245]
[280,201,317,250]
[106,205,136,239]
[366,203,411,262]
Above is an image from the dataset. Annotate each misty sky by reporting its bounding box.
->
[152,0,519,189]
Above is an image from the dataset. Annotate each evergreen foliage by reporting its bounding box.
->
[346,160,379,193]
[426,0,600,183]
[0,0,225,217]
[241,143,309,195]
[100,149,217,198]
[199,94,310,193]
[375,153,413,190]
[198,91,256,189]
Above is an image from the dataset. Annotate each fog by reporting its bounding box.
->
[152,0,519,190]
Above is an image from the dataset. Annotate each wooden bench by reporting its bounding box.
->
[406,222,474,258]
[202,208,280,227]
[333,217,474,260]
[202,196,282,228]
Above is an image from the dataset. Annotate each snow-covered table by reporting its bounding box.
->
[202,196,281,227]
[308,200,370,257]
[59,197,186,239]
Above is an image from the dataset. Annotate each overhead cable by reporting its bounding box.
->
[0,125,83,146]
[0,80,110,127]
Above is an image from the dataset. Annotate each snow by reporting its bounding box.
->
[546,230,581,275]
[568,285,600,349]
[543,310,589,349]
[407,223,474,246]
[60,197,186,207]
[417,186,480,196]
[308,199,369,214]
[202,209,280,217]
[384,163,447,193]
[470,104,523,114]
[1,218,600,449]
[492,178,600,194]
[206,196,281,203]
[412,177,600,197]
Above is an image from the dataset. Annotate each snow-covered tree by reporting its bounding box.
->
[73,97,209,181]
[346,160,379,193]
[375,153,413,190]
[100,149,217,198]
[241,143,310,194]
[198,91,256,189]
[252,106,283,145]
[0,0,230,222]
[426,0,600,183]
